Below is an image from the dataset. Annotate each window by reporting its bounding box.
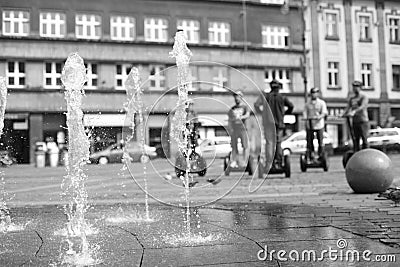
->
[2,10,29,36]
[325,12,338,38]
[115,64,132,90]
[84,63,98,89]
[327,62,340,88]
[44,62,63,89]
[40,12,66,38]
[359,15,371,41]
[75,14,101,39]
[264,69,291,92]
[110,16,135,41]
[361,63,373,89]
[262,25,289,48]
[393,65,400,90]
[149,65,166,90]
[177,19,200,44]
[212,68,228,91]
[208,21,230,45]
[144,18,168,42]
[6,61,25,88]
[389,17,400,43]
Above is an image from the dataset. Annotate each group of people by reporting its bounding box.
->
[227,79,370,168]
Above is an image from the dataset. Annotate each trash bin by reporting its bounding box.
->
[47,141,59,167]
[58,144,68,167]
[35,142,47,168]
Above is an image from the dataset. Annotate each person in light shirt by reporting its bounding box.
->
[303,87,328,159]
[227,91,249,168]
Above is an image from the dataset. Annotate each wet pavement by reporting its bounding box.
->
[0,155,400,266]
[1,202,400,266]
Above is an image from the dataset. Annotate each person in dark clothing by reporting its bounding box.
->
[254,79,294,168]
[343,80,369,151]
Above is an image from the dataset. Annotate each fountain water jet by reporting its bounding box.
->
[169,31,193,236]
[121,67,154,222]
[0,76,11,233]
[60,52,101,265]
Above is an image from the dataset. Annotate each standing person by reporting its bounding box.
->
[343,80,369,151]
[303,87,328,159]
[227,91,249,168]
[254,79,294,169]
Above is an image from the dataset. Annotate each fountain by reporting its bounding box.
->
[60,52,101,265]
[111,67,155,223]
[169,30,193,237]
[0,76,11,232]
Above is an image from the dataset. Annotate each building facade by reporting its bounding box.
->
[307,0,400,148]
[0,0,306,163]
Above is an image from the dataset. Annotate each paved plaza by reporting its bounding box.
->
[1,154,400,266]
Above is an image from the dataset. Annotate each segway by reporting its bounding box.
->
[223,152,255,176]
[257,133,291,178]
[175,150,207,178]
[299,118,329,172]
[175,121,207,178]
[258,154,290,178]
[342,115,356,168]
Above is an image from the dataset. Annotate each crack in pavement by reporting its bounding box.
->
[33,230,44,257]
[18,230,44,267]
[204,221,281,267]
[112,225,145,266]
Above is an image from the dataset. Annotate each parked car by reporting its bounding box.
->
[281,131,333,155]
[199,136,233,159]
[89,141,157,164]
[341,127,400,152]
[368,128,400,151]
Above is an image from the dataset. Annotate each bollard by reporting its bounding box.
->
[35,151,46,168]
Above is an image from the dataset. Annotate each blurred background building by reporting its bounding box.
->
[306,0,400,148]
[3,0,398,164]
[0,0,306,163]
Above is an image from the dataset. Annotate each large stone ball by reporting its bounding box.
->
[345,149,394,193]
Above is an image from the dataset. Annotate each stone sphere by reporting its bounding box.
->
[345,149,394,193]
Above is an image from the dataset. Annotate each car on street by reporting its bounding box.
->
[368,128,400,151]
[198,136,233,159]
[281,130,333,155]
[89,141,157,164]
[339,127,400,152]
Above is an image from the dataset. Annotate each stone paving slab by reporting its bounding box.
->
[142,243,271,267]
[0,231,40,266]
[28,250,143,267]
[279,258,400,267]
[191,261,278,267]
[237,226,358,242]
[1,203,400,266]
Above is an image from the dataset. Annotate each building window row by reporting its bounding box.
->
[326,62,375,90]
[2,10,289,48]
[5,62,297,92]
[323,10,400,43]
[2,62,218,91]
